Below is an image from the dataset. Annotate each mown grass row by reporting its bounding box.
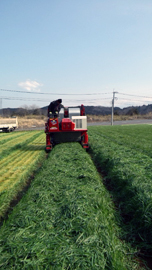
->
[0,131,33,151]
[0,131,44,160]
[0,143,140,270]
[0,131,25,145]
[0,131,46,221]
[88,125,152,253]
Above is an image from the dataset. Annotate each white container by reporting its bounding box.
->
[72,116,87,130]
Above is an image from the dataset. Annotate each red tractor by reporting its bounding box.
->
[45,104,89,152]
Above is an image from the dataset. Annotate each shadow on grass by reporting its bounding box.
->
[0,143,45,159]
[19,144,45,151]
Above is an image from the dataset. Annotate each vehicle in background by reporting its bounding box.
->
[0,117,18,132]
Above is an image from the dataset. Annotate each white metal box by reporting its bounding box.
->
[72,116,87,130]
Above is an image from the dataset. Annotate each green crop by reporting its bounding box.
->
[0,143,139,269]
[88,125,152,254]
[0,131,46,221]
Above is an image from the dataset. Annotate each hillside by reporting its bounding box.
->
[1,103,152,116]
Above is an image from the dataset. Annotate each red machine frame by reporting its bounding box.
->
[45,104,89,151]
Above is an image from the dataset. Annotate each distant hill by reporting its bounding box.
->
[1,104,152,116]
[85,104,152,116]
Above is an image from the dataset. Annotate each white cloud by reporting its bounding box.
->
[18,80,43,92]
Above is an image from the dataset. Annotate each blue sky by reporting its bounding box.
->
[0,0,152,109]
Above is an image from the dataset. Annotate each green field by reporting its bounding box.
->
[88,125,152,253]
[0,130,46,221]
[0,126,152,269]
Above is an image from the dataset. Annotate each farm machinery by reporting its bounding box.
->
[45,104,89,152]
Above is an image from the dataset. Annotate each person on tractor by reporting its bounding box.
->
[48,99,64,117]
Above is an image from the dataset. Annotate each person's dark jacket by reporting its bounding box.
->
[48,99,63,116]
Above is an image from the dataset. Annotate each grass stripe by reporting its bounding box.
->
[0,131,46,220]
[0,143,139,269]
